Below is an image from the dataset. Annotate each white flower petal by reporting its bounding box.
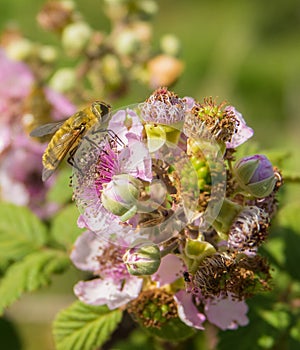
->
[74,276,143,310]
[70,230,104,271]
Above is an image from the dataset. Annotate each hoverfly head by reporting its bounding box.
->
[92,101,111,120]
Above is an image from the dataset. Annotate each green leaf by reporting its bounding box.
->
[47,167,73,204]
[0,203,47,266]
[277,202,300,233]
[50,204,83,250]
[276,203,300,281]
[259,309,291,330]
[53,301,123,350]
[0,249,69,315]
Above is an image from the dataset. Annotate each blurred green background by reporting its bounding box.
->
[1,0,300,349]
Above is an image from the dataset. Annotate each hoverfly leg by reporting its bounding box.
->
[67,146,84,177]
[106,129,124,147]
[67,146,78,166]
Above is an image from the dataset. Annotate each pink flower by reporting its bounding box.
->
[71,231,143,309]
[73,109,152,244]
[152,254,206,330]
[0,48,76,218]
[0,49,33,99]
[152,254,249,331]
[0,134,58,218]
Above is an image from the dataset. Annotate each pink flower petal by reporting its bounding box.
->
[118,141,152,182]
[44,88,76,120]
[74,276,143,310]
[0,49,33,98]
[152,254,184,287]
[225,106,254,148]
[108,109,143,145]
[205,293,249,330]
[174,290,206,330]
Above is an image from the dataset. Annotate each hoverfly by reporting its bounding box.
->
[30,101,111,181]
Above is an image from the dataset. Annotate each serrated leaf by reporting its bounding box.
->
[47,167,73,204]
[53,301,123,350]
[0,203,48,266]
[50,204,83,250]
[0,250,69,315]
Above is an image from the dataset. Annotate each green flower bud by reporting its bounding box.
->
[38,45,58,63]
[114,30,140,56]
[123,238,161,276]
[6,38,34,61]
[101,174,141,222]
[49,68,76,93]
[62,21,92,55]
[160,34,181,56]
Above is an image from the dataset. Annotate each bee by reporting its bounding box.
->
[30,101,111,181]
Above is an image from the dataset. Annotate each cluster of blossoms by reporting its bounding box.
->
[0,49,75,218]
[70,87,282,332]
[2,0,183,104]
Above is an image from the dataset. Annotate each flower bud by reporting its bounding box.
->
[160,34,181,56]
[101,174,141,221]
[234,154,276,198]
[38,45,58,63]
[147,54,184,89]
[62,21,92,55]
[49,68,76,93]
[114,30,140,56]
[6,38,34,61]
[123,238,161,276]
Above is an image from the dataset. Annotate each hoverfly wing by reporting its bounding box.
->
[30,120,66,137]
[42,167,55,182]
[41,128,83,181]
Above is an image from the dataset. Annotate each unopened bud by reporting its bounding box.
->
[234,154,276,198]
[62,22,92,55]
[101,174,141,221]
[114,30,140,56]
[160,34,181,56]
[49,68,76,93]
[147,54,184,89]
[123,239,161,276]
[6,38,34,61]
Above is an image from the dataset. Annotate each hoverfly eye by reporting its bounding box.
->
[92,101,111,119]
